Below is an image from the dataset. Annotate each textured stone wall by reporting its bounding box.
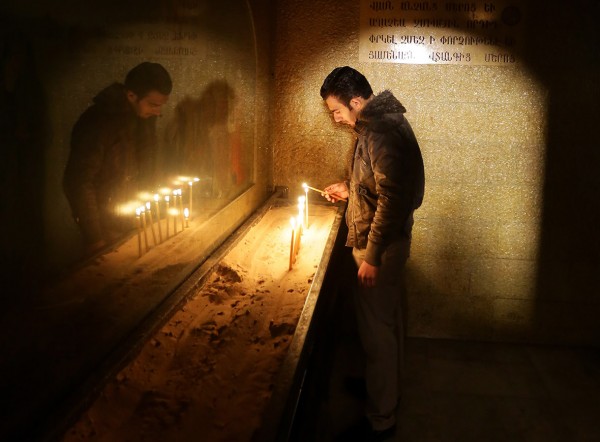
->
[271,1,600,345]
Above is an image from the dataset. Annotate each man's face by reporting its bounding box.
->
[325,95,359,127]
[127,90,170,119]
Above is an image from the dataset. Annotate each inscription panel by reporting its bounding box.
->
[360,0,525,65]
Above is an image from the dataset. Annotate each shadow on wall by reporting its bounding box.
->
[0,28,47,301]
[405,2,600,346]
[164,80,246,200]
[527,1,600,345]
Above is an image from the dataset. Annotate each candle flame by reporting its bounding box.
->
[116,200,142,215]
[302,182,308,190]
[136,207,141,216]
[184,208,189,218]
[194,177,200,182]
[290,217,296,228]
[154,194,160,202]
[137,191,153,201]
[146,201,151,210]
[159,187,171,195]
[165,195,170,202]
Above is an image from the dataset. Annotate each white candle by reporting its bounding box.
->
[303,185,309,227]
[295,214,302,255]
[289,217,296,270]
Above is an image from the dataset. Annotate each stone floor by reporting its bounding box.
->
[291,295,600,442]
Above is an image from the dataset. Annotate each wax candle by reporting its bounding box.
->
[297,199,304,236]
[289,217,296,270]
[299,196,307,230]
[295,214,302,255]
[135,207,142,258]
[154,194,163,243]
[165,195,171,238]
[303,185,309,227]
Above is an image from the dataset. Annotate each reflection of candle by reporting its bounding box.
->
[140,206,149,252]
[172,190,179,234]
[165,195,170,238]
[184,207,189,228]
[289,217,296,270]
[177,189,185,230]
[146,201,157,245]
[154,194,163,243]
[136,207,142,258]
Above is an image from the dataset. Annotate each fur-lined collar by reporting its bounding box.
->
[355,90,407,133]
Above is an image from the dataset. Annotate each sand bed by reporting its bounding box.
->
[63,203,338,441]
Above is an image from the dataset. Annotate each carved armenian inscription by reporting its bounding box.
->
[360,0,525,64]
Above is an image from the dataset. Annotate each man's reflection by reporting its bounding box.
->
[63,62,172,256]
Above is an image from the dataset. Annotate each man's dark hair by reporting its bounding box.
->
[125,62,172,98]
[320,66,373,109]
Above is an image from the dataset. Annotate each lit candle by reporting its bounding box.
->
[146,201,157,245]
[289,217,296,270]
[297,198,304,234]
[165,195,171,238]
[140,205,149,252]
[303,185,309,228]
[295,214,302,255]
[135,207,142,258]
[184,207,189,228]
[154,194,163,243]
[299,195,307,230]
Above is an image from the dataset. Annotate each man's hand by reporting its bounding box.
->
[323,182,349,203]
[357,260,379,288]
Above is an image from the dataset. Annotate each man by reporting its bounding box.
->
[63,62,172,256]
[321,66,425,441]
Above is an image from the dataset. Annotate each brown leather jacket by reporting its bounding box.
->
[346,90,425,266]
[63,83,157,246]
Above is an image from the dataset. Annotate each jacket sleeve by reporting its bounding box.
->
[364,129,417,266]
[63,118,105,245]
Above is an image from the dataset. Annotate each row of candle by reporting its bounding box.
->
[133,176,199,257]
[135,189,190,257]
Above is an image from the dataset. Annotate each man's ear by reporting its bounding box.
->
[126,91,138,103]
[349,97,363,111]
